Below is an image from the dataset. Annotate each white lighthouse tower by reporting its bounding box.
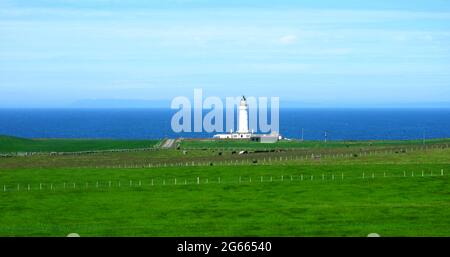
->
[238,96,249,133]
[213,94,280,141]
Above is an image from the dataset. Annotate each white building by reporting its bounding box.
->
[238,96,249,133]
[213,96,281,142]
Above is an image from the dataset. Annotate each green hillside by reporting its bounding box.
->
[0,135,159,153]
[0,137,449,236]
[180,138,450,150]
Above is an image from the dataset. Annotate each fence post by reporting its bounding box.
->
[442,169,444,176]
[197,177,200,185]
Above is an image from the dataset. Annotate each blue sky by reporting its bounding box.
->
[1,0,450,107]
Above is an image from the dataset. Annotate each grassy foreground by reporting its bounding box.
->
[0,136,449,236]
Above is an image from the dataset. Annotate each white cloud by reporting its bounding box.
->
[279,35,297,45]
[244,63,308,73]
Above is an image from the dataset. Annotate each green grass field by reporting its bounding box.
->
[180,138,450,150]
[0,135,159,153]
[0,136,449,236]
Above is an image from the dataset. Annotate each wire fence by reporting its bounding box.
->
[180,143,450,152]
[1,169,446,193]
[0,142,448,159]
[78,145,449,169]
[0,147,160,158]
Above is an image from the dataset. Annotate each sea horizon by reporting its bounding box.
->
[1,108,449,141]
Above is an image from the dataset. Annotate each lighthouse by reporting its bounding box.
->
[238,96,249,133]
[213,94,281,142]
[213,95,252,139]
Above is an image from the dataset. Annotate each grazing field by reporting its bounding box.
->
[0,137,449,236]
[0,163,449,236]
[180,138,450,150]
[0,135,160,153]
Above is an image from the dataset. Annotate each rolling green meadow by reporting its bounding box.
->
[0,135,449,236]
[0,135,159,153]
[180,138,450,149]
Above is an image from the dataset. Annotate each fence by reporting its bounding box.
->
[76,144,449,169]
[1,143,448,159]
[2,169,446,193]
[0,147,160,158]
[180,143,450,152]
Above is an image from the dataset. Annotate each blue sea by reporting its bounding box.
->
[0,109,449,140]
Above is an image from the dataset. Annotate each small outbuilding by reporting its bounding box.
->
[250,132,280,143]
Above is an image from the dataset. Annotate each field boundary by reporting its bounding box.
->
[0,146,160,158]
[57,145,449,169]
[1,169,447,193]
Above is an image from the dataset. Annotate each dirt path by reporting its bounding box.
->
[161,139,175,149]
